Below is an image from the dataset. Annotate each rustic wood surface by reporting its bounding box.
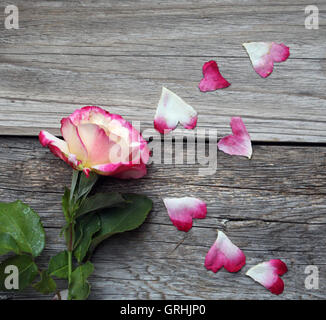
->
[0,0,326,300]
[0,0,325,141]
[0,138,325,300]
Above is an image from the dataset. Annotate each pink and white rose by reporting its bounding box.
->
[39,106,150,179]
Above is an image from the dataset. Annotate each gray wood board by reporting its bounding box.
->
[0,0,325,142]
[0,137,325,299]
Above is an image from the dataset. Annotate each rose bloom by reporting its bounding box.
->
[39,106,150,179]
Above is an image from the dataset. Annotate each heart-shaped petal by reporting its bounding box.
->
[246,259,288,295]
[199,60,231,92]
[205,230,246,273]
[243,42,290,78]
[217,117,252,159]
[163,197,207,232]
[154,87,198,134]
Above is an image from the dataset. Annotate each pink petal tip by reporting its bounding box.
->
[246,259,288,295]
[218,117,252,159]
[163,197,207,232]
[205,230,246,273]
[199,60,231,92]
[154,87,198,134]
[243,42,290,78]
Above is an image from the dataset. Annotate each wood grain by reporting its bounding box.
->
[0,0,325,142]
[0,0,326,301]
[0,137,325,299]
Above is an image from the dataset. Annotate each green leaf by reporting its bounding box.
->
[62,187,71,222]
[48,251,69,279]
[0,255,38,291]
[0,233,21,255]
[74,222,84,250]
[32,270,57,294]
[69,261,94,300]
[74,214,101,263]
[77,172,98,199]
[70,169,80,201]
[76,192,126,217]
[88,194,152,257]
[0,201,45,257]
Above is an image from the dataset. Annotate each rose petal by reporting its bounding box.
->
[163,197,207,232]
[154,87,198,134]
[39,130,80,168]
[39,130,69,157]
[68,106,150,166]
[243,42,290,78]
[217,117,252,159]
[199,60,231,92]
[205,230,246,273]
[61,117,88,163]
[41,106,150,179]
[113,163,147,179]
[77,123,112,165]
[246,259,288,295]
[68,106,110,126]
[92,162,147,179]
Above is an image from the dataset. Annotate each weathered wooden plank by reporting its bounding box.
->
[0,57,326,142]
[3,223,326,300]
[0,137,326,226]
[0,0,325,141]
[1,0,325,60]
[0,137,325,299]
